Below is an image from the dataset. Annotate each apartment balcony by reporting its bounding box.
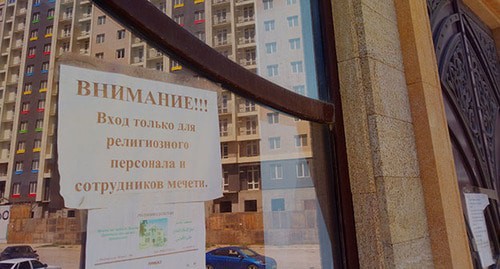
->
[132,37,145,47]
[60,14,73,21]
[50,104,56,116]
[77,31,90,40]
[238,37,255,47]
[0,131,12,141]
[237,16,255,25]
[239,58,256,68]
[4,92,15,103]
[218,105,232,115]
[213,0,230,5]
[3,110,14,122]
[79,48,89,55]
[0,150,10,162]
[221,153,237,165]
[7,76,18,85]
[132,57,144,65]
[235,0,253,5]
[59,31,72,39]
[147,49,162,59]
[78,13,92,22]
[61,0,72,5]
[17,7,27,15]
[213,15,231,26]
[11,57,21,66]
[237,128,259,141]
[213,35,232,47]
[43,170,52,178]
[14,23,25,32]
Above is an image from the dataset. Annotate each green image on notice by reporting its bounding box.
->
[139,218,168,249]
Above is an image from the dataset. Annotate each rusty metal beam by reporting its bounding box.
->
[91,0,335,124]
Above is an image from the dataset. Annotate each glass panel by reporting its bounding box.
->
[0,0,336,268]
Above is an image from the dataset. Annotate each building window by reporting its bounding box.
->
[291,61,303,73]
[23,83,32,95]
[223,171,229,192]
[245,141,259,156]
[29,182,37,196]
[17,141,25,153]
[271,198,285,211]
[41,62,49,73]
[174,0,184,8]
[39,80,48,92]
[221,143,228,159]
[15,162,23,173]
[220,201,231,213]
[19,121,28,133]
[32,12,40,23]
[267,64,279,77]
[155,62,163,71]
[28,47,36,58]
[265,42,276,54]
[270,163,283,180]
[286,0,297,4]
[21,102,29,114]
[26,65,34,76]
[244,200,257,212]
[173,14,184,26]
[244,99,255,112]
[269,137,281,150]
[31,160,39,172]
[35,119,43,131]
[264,20,275,31]
[292,85,306,95]
[37,100,45,112]
[194,10,205,23]
[215,9,227,23]
[296,160,310,178]
[33,0,40,6]
[45,26,53,37]
[267,112,279,124]
[171,61,182,71]
[47,8,55,19]
[242,7,254,22]
[263,0,273,10]
[215,29,228,45]
[289,38,301,50]
[245,119,257,135]
[116,48,125,59]
[29,29,38,41]
[43,44,51,55]
[64,7,73,19]
[33,139,42,152]
[97,15,106,25]
[95,52,104,59]
[287,15,299,27]
[96,33,105,43]
[219,119,228,136]
[246,166,260,190]
[295,134,308,147]
[12,183,21,197]
[195,31,205,42]
[117,29,126,39]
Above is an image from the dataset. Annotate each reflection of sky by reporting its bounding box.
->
[300,0,318,99]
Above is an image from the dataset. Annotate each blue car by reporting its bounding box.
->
[206,246,277,269]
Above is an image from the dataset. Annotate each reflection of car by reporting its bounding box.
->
[206,246,277,269]
[0,258,61,269]
[0,246,39,261]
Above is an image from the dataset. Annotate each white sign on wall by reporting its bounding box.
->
[58,65,222,209]
[86,202,205,269]
[464,193,495,269]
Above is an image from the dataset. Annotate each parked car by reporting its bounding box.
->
[0,258,61,269]
[206,246,277,269]
[0,246,39,261]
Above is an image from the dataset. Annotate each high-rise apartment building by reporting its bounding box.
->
[0,1,316,245]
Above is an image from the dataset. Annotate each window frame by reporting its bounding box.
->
[80,1,359,267]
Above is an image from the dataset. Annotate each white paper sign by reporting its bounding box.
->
[58,65,222,208]
[464,193,495,268]
[86,202,205,269]
[0,205,10,243]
